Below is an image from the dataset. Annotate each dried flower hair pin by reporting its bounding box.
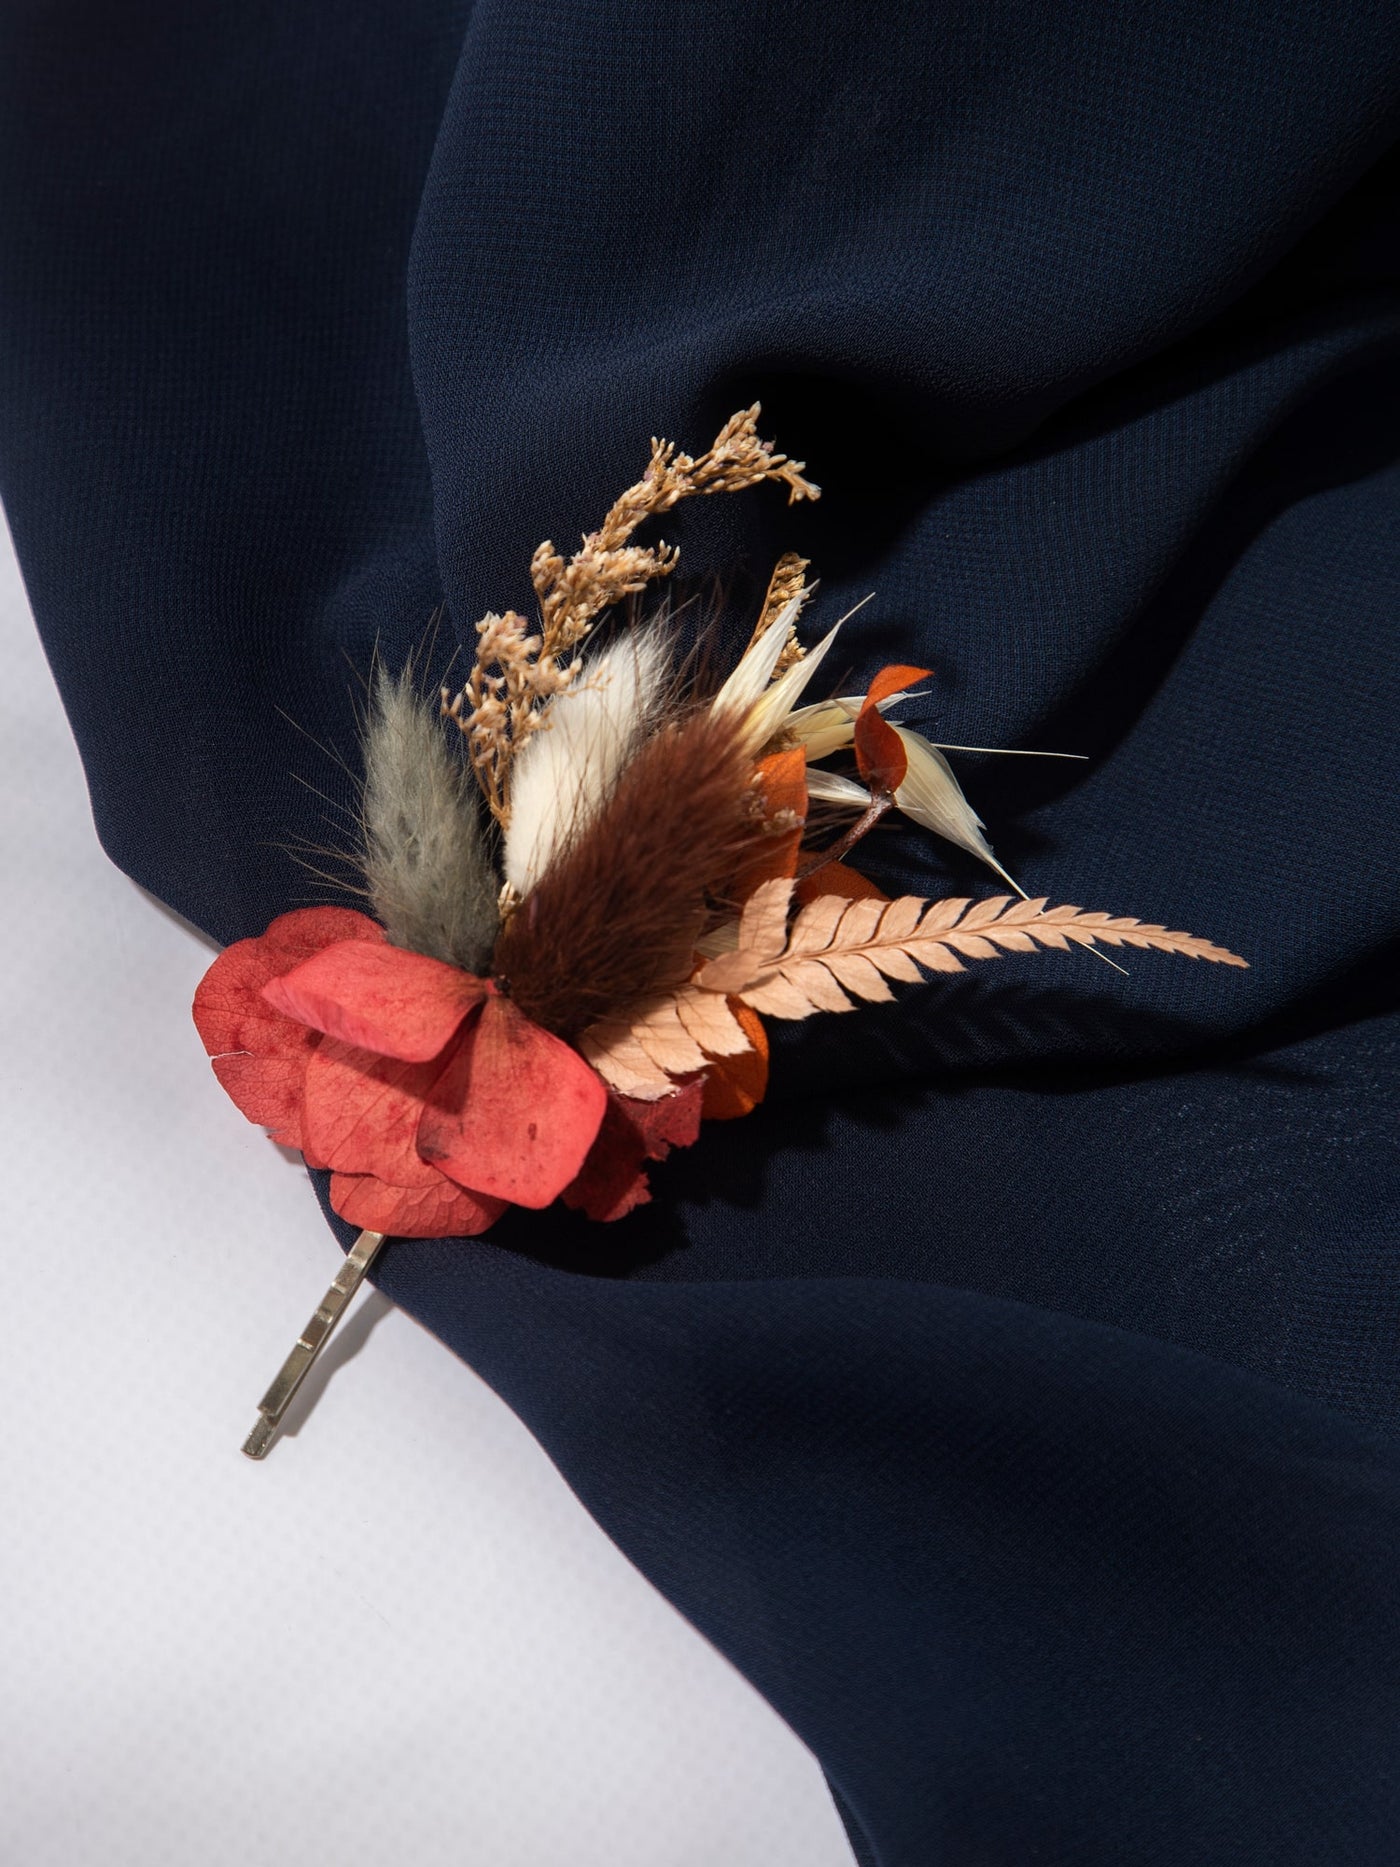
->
[193,407,1246,1456]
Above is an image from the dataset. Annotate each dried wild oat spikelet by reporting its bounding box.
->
[745,552,812,676]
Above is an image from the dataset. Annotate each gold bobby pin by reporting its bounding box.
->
[242,1229,387,1459]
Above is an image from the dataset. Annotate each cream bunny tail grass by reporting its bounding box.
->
[503,623,673,900]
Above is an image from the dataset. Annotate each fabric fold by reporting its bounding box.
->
[3,3,1399,1860]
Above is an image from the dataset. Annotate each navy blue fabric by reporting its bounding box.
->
[4,5,1399,1861]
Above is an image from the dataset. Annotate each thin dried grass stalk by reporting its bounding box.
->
[445,407,819,822]
[442,609,578,825]
[698,881,1248,1016]
[531,407,818,656]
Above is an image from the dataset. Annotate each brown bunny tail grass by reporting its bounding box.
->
[493,705,780,1040]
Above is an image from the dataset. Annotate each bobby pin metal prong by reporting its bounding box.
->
[242,1230,387,1459]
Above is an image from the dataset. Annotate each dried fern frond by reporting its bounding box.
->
[698,881,1248,1016]
[585,880,1246,1098]
[360,664,499,972]
[581,986,754,1101]
[445,407,819,821]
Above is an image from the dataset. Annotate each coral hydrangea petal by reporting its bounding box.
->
[329,1170,505,1239]
[417,995,608,1209]
[193,908,384,1060]
[301,1033,477,1186]
[700,1002,770,1121]
[563,1080,705,1222]
[262,940,490,1063]
[211,1053,310,1147]
[193,907,385,1148]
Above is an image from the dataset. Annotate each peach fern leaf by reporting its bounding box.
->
[697,880,1248,1019]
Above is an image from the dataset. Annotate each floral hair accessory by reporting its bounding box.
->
[194,407,1245,1455]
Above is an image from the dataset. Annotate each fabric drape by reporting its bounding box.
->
[3,5,1398,1860]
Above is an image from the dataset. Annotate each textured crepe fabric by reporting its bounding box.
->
[3,5,1399,1862]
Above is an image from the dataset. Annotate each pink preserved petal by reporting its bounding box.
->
[262,940,491,1063]
[417,995,608,1209]
[300,1031,478,1186]
[210,1053,310,1148]
[329,1170,505,1239]
[192,907,384,1147]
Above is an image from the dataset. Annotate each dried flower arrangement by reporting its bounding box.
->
[195,406,1246,1239]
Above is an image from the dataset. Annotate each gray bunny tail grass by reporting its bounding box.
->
[361,662,500,973]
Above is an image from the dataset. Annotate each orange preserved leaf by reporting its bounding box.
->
[736,746,808,896]
[700,1002,769,1120]
[794,860,887,906]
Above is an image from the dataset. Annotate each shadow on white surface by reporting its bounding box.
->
[270,1285,397,1445]
[0,510,857,1867]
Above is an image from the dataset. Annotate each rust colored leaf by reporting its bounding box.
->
[865,664,932,708]
[851,665,930,793]
[563,1080,705,1222]
[853,705,908,794]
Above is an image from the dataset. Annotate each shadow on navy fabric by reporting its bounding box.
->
[3,5,1398,1861]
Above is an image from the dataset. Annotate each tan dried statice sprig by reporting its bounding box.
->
[445,405,820,824]
[442,608,579,825]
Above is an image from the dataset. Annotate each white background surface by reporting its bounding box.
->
[0,514,856,1867]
